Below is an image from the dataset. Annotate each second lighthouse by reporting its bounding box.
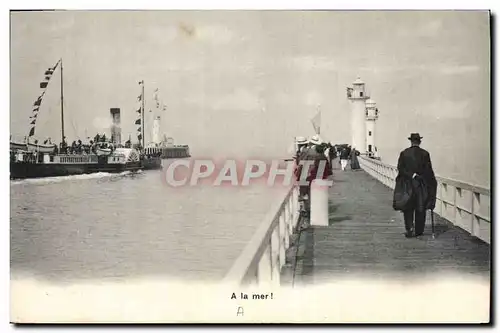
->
[347,77,369,153]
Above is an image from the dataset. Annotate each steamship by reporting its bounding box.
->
[10,59,143,179]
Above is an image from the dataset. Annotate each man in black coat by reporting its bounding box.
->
[396,133,437,238]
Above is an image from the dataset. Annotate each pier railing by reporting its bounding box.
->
[359,156,491,244]
[223,185,300,286]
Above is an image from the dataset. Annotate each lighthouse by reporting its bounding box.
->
[365,99,379,157]
[346,77,369,152]
[152,116,161,145]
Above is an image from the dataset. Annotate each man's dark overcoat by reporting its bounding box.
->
[394,146,437,211]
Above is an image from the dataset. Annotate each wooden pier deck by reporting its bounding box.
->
[282,159,491,286]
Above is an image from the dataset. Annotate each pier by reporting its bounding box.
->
[224,156,491,287]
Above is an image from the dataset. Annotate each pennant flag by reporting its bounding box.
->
[135,119,141,125]
[52,60,61,70]
[311,110,321,135]
[26,59,61,138]
[138,95,142,101]
[138,80,143,85]
[137,134,142,141]
[137,127,142,133]
[136,107,141,113]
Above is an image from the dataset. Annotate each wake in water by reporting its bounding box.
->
[10,170,143,186]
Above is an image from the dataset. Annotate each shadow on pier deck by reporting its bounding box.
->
[283,162,491,286]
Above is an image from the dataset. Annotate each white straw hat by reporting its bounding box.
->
[309,135,322,145]
[295,136,307,144]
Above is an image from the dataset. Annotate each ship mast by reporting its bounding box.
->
[141,81,145,149]
[60,58,65,144]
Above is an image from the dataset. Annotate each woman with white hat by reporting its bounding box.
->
[309,135,322,146]
[295,136,308,158]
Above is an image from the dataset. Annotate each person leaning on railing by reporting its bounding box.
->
[293,136,309,199]
[299,136,332,218]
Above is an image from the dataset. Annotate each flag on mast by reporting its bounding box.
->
[311,107,321,135]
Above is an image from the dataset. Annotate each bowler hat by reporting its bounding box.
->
[408,133,423,141]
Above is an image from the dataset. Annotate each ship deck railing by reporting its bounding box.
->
[55,154,99,163]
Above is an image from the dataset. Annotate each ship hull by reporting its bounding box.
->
[160,146,190,159]
[141,156,162,170]
[10,161,142,180]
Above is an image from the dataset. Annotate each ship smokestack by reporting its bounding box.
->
[110,108,121,145]
[152,116,161,145]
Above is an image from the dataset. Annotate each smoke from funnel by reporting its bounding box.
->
[110,108,121,145]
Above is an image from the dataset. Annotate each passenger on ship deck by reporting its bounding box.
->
[60,137,68,154]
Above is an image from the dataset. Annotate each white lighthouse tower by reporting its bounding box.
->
[347,77,369,152]
[152,116,161,145]
[365,99,379,157]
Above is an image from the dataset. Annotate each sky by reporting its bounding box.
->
[10,10,490,186]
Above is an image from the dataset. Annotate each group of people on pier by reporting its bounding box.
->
[293,135,333,225]
[291,132,438,238]
[338,145,361,171]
